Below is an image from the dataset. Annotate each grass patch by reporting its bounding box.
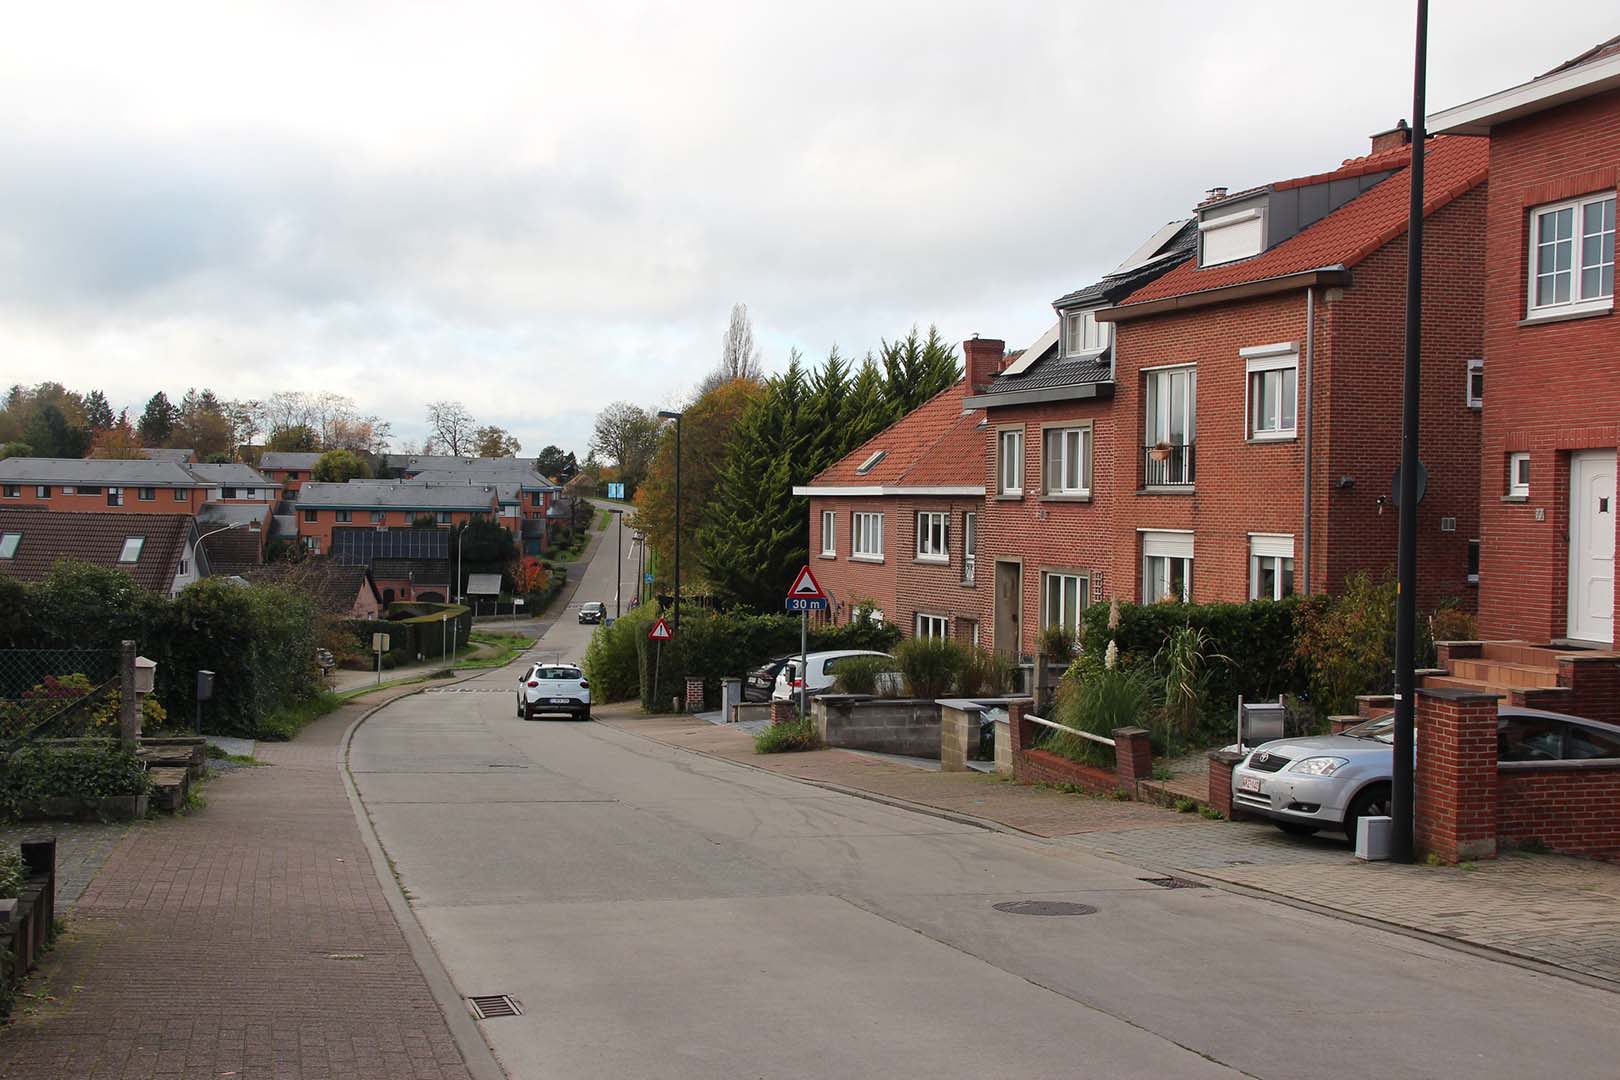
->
[204,745,262,766]
[458,632,532,670]
[1198,804,1224,820]
[754,717,820,754]
[1175,797,1198,813]
[257,692,342,741]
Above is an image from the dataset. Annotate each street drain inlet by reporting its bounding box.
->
[1140,876,1208,890]
[992,900,1097,916]
[468,994,524,1020]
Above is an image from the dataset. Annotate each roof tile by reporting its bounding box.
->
[811,383,984,489]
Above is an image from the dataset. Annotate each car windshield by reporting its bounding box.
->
[1341,715,1396,744]
[583,603,603,612]
[536,667,582,680]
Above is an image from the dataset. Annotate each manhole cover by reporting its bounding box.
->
[992,900,1098,916]
[1140,876,1208,890]
[467,994,524,1020]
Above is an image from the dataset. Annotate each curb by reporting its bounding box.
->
[338,678,510,1080]
[602,715,1620,996]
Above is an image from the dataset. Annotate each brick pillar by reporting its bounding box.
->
[1559,655,1620,727]
[1007,698,1035,757]
[1415,687,1500,863]
[1434,641,1482,668]
[1329,715,1361,734]
[1112,727,1153,789]
[769,700,797,725]
[684,677,705,713]
[1207,749,1245,820]
[1356,694,1395,719]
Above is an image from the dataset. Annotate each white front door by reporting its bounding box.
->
[1568,449,1616,644]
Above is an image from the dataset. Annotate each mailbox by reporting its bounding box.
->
[196,670,215,703]
[1239,699,1287,749]
[134,656,157,696]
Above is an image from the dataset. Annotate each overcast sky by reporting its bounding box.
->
[1,2,1612,456]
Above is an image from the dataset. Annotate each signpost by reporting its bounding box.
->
[784,567,829,718]
[372,632,390,686]
[648,617,673,707]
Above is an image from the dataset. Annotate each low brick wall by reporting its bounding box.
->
[1007,700,1152,797]
[813,697,941,757]
[0,838,56,1005]
[1017,748,1121,795]
[1207,749,1246,820]
[1498,764,1620,858]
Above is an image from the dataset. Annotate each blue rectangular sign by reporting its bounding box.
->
[607,482,626,500]
[785,597,830,612]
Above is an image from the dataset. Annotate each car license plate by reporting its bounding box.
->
[551,697,572,705]
[1238,775,1263,794]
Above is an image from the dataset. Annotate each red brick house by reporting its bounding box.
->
[257,452,323,498]
[0,458,214,515]
[1094,133,1488,610]
[293,481,500,556]
[964,221,1197,659]
[1431,36,1619,646]
[795,347,1001,643]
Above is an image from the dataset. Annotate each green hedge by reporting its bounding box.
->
[0,742,152,816]
[584,602,656,703]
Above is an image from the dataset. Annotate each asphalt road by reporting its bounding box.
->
[350,529,1620,1080]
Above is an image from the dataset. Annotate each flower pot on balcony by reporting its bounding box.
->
[1148,444,1172,462]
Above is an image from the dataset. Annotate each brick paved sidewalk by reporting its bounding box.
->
[606,707,1620,988]
[0,685,477,1080]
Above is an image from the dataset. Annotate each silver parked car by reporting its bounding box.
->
[1231,706,1620,843]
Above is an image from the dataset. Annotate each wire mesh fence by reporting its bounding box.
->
[0,649,123,747]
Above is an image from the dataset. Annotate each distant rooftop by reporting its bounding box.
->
[0,457,206,487]
[296,481,500,511]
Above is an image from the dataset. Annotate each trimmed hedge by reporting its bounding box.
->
[0,742,152,817]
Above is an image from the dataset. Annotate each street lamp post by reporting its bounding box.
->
[611,509,624,617]
[192,521,248,576]
[657,410,683,630]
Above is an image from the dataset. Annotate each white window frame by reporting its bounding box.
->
[1242,345,1298,441]
[915,511,949,563]
[1,486,17,499]
[1199,206,1264,266]
[35,485,50,499]
[1041,571,1089,637]
[852,512,884,561]
[1141,530,1194,603]
[1527,192,1615,317]
[336,510,352,523]
[1248,533,1296,600]
[998,429,1024,496]
[106,487,124,507]
[435,511,451,525]
[1062,308,1110,357]
[1145,365,1197,447]
[820,510,836,557]
[915,613,950,640]
[1042,426,1091,496]
[1508,452,1530,497]
[0,533,18,559]
[1466,358,1483,409]
[963,511,977,583]
[62,486,75,495]
[370,510,386,523]
[118,536,145,563]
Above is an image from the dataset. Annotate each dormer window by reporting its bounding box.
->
[1199,205,1265,266]
[0,533,18,559]
[1062,309,1109,357]
[855,450,887,475]
[118,537,145,563]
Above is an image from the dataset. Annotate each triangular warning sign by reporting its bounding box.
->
[647,617,673,641]
[787,565,827,600]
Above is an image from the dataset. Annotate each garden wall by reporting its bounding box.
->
[813,696,941,757]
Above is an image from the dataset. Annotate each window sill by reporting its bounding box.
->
[959,579,976,589]
[1500,494,1531,504]
[851,555,885,564]
[995,492,1025,501]
[817,553,837,560]
[1039,493,1093,503]
[1136,486,1195,496]
[1518,304,1612,328]
[1248,432,1296,444]
[914,556,950,566]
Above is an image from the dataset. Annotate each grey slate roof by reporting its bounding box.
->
[0,457,205,487]
[197,502,272,527]
[258,452,324,470]
[978,347,1113,396]
[0,508,192,592]
[410,465,559,491]
[138,448,196,463]
[187,463,278,488]
[295,481,499,511]
[1051,220,1200,310]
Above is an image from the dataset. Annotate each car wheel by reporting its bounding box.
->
[579,708,591,722]
[1274,822,1318,837]
[523,703,536,721]
[1343,783,1392,846]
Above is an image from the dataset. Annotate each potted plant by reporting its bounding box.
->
[1148,441,1173,462]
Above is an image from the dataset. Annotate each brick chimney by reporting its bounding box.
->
[963,335,1007,393]
[1369,119,1411,154]
[1198,186,1229,207]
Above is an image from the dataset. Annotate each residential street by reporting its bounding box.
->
[350,531,1620,1080]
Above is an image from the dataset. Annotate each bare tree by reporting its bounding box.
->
[589,401,663,494]
[719,303,763,382]
[426,400,476,456]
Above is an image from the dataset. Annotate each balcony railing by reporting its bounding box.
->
[1143,441,1196,487]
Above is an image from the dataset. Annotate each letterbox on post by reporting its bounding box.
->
[195,670,215,734]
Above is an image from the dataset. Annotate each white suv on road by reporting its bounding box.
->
[517,663,592,720]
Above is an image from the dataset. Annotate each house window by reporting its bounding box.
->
[287,471,300,482]
[1199,205,1264,266]
[106,487,124,507]
[1508,452,1530,497]
[138,487,155,501]
[371,511,386,524]
[1529,193,1615,314]
[79,485,102,496]
[172,488,187,501]
[61,486,75,495]
[1244,348,1297,439]
[1466,358,1483,409]
[856,450,887,475]
[1249,534,1296,600]
[1142,530,1194,603]
[1042,426,1091,495]
[303,509,318,522]
[1,485,17,498]
[1042,572,1089,638]
[118,537,145,563]
[1144,366,1196,485]
[916,613,950,640]
[820,510,836,557]
[1468,539,1480,584]
[1062,309,1109,357]
[531,492,542,507]
[178,558,188,575]
[35,485,50,499]
[0,533,18,559]
[963,512,976,582]
[852,512,884,559]
[336,510,352,523]
[222,487,238,499]
[436,511,452,525]
[916,512,949,562]
[302,536,321,554]
[997,429,1024,495]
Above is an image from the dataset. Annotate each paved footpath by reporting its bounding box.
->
[0,684,477,1080]
[604,709,1620,988]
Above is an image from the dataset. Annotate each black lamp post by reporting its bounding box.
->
[611,509,624,617]
[657,410,683,630]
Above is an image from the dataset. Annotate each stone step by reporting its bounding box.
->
[147,766,190,813]
[1480,641,1573,667]
[1450,658,1562,689]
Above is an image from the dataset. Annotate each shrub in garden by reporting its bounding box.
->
[0,743,152,816]
[1044,667,1154,766]
[1037,624,1077,661]
[894,637,967,699]
[960,646,1018,696]
[1156,624,1229,756]
[1294,572,1402,716]
[0,848,22,900]
[583,602,655,703]
[754,716,820,753]
[0,675,166,744]
[1429,600,1478,643]
[831,655,898,695]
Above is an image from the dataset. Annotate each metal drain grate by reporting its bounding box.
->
[1140,876,1208,890]
[468,994,524,1020]
[992,900,1098,916]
